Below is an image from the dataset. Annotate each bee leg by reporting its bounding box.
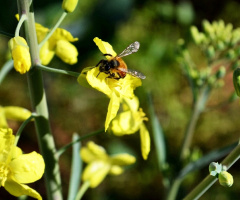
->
[103,54,112,57]
[96,60,104,67]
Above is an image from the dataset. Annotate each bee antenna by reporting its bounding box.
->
[96,70,101,78]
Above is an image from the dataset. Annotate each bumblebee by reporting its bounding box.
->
[96,41,146,80]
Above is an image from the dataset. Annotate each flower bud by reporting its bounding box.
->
[8,36,31,74]
[55,40,78,64]
[219,171,234,187]
[62,0,78,13]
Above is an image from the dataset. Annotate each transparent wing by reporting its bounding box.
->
[119,67,146,79]
[117,41,140,58]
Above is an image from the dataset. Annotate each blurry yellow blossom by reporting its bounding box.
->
[36,23,78,65]
[111,96,151,160]
[62,0,78,13]
[0,106,32,128]
[80,141,136,188]
[8,36,31,74]
[78,37,142,131]
[0,128,45,200]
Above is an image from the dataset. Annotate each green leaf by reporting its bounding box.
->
[67,133,82,200]
[148,93,166,171]
[233,68,240,97]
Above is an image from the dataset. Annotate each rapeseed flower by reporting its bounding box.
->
[36,23,78,65]
[78,37,142,131]
[0,128,44,200]
[80,141,136,188]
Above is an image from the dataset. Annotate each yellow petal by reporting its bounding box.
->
[4,178,42,200]
[86,67,112,97]
[0,128,15,163]
[0,107,8,128]
[219,171,234,187]
[4,106,31,121]
[55,40,78,64]
[87,141,108,159]
[62,0,78,13]
[110,154,136,165]
[80,142,108,163]
[35,23,49,43]
[122,96,139,112]
[51,28,78,43]
[93,37,117,59]
[140,124,151,160]
[39,42,55,65]
[9,151,45,184]
[82,161,111,188]
[109,165,124,175]
[77,66,94,88]
[111,110,139,135]
[105,92,120,131]
[11,147,22,160]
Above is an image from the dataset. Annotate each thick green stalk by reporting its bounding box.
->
[17,1,63,200]
[180,86,211,160]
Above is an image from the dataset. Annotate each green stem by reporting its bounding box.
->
[37,64,79,78]
[184,143,240,200]
[75,181,90,200]
[180,86,211,160]
[14,113,37,146]
[0,60,13,85]
[15,14,27,37]
[57,129,104,158]
[39,12,67,48]
[167,86,211,200]
[17,1,63,200]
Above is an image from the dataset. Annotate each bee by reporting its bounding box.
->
[96,41,146,80]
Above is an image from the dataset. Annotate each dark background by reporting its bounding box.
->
[0,0,240,199]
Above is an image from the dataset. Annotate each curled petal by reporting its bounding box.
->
[93,37,117,59]
[110,154,136,165]
[4,106,31,122]
[9,151,45,184]
[140,124,150,160]
[4,178,42,200]
[105,92,120,131]
[82,161,111,188]
[51,28,78,43]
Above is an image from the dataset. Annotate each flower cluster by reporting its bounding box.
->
[80,141,136,188]
[0,128,45,200]
[78,38,150,160]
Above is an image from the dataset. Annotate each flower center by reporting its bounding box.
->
[0,164,9,187]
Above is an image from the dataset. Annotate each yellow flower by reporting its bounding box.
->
[0,106,32,128]
[0,128,45,200]
[62,0,78,13]
[80,141,136,188]
[36,23,78,65]
[78,37,142,131]
[111,96,151,160]
[8,36,31,74]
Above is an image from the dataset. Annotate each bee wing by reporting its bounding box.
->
[117,41,140,58]
[119,67,146,79]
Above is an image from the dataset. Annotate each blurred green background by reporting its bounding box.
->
[1,0,240,199]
